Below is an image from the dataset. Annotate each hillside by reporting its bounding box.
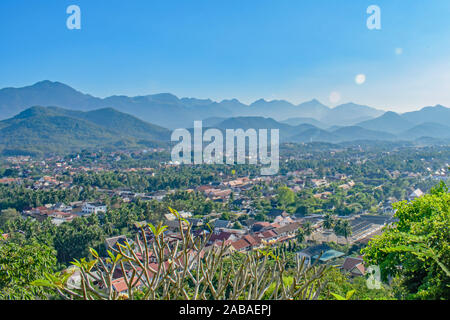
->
[281,117,327,129]
[0,106,170,156]
[321,103,384,126]
[212,117,401,144]
[398,122,450,140]
[356,111,414,134]
[0,82,448,151]
[401,105,450,126]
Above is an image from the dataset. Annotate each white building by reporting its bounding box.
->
[408,189,424,201]
[81,202,107,215]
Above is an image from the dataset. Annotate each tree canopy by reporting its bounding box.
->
[362,181,449,300]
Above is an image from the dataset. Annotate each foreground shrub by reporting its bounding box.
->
[34,208,330,300]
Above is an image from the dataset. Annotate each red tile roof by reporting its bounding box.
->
[342,257,365,275]
[111,277,142,293]
[254,222,271,227]
[260,230,277,239]
[271,223,281,228]
[208,232,233,243]
[231,239,251,251]
[242,235,261,246]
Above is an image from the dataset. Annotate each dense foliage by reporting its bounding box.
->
[0,239,57,299]
[363,182,449,299]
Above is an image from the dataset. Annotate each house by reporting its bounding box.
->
[230,233,262,252]
[212,219,232,230]
[149,191,167,201]
[23,206,53,222]
[297,244,331,265]
[267,209,287,218]
[64,266,100,290]
[197,185,215,193]
[165,219,190,231]
[207,231,237,245]
[53,202,73,212]
[408,189,424,201]
[105,235,130,251]
[252,221,272,232]
[241,234,262,248]
[164,211,192,221]
[206,188,232,201]
[0,178,19,184]
[259,229,278,242]
[331,173,347,181]
[50,211,78,225]
[224,177,250,188]
[273,215,294,226]
[341,256,366,277]
[82,202,107,215]
[135,251,158,264]
[231,239,252,252]
[313,192,332,199]
[204,240,235,256]
[273,222,301,239]
[311,179,328,188]
[186,218,204,228]
[111,277,143,294]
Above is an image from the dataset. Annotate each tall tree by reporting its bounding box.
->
[323,213,336,230]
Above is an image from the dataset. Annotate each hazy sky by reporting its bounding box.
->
[0,0,449,112]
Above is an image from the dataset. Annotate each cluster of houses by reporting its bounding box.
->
[22,202,107,225]
[77,209,378,295]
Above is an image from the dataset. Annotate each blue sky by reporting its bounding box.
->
[0,0,449,112]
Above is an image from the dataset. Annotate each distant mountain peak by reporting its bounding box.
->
[220,98,242,104]
[297,99,329,108]
[305,98,323,104]
[252,98,267,104]
[334,102,368,109]
[380,111,402,118]
[31,80,77,90]
[13,105,49,118]
[421,104,448,111]
[148,93,180,101]
[33,80,59,86]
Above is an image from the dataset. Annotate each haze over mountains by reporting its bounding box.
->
[0,81,385,128]
[0,80,449,156]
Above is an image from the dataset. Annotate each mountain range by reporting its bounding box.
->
[208,116,450,143]
[0,81,449,156]
[0,81,385,128]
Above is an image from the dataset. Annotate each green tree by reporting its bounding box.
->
[320,267,395,300]
[302,221,313,237]
[334,219,352,244]
[296,227,305,243]
[362,181,449,300]
[323,213,336,230]
[0,240,57,300]
[0,209,21,229]
[277,186,296,208]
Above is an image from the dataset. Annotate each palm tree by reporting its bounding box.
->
[323,213,336,230]
[334,219,352,245]
[340,220,352,245]
[296,227,305,243]
[302,221,313,240]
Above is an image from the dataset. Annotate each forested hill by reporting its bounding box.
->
[0,106,170,156]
